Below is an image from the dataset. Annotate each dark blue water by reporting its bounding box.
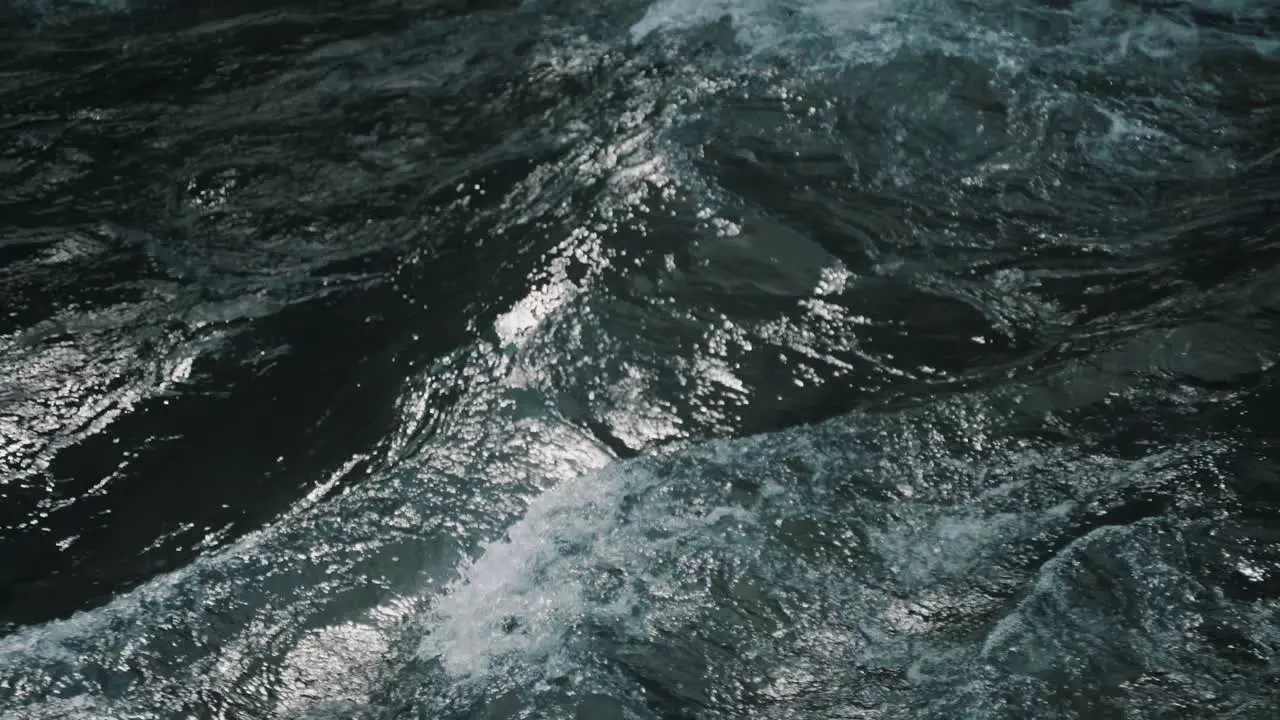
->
[2,0,1278,717]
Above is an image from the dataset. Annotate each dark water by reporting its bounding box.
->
[1,0,1278,717]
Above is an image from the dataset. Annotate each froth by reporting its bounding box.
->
[416,449,764,682]
[630,0,911,61]
[417,468,626,679]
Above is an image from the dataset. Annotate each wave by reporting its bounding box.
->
[2,0,1278,717]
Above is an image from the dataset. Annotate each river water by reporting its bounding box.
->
[1,0,1278,717]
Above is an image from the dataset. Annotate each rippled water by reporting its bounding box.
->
[1,0,1278,717]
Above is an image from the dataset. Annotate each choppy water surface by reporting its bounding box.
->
[1,0,1278,717]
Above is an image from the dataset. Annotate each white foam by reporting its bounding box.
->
[629,0,1275,69]
[631,0,913,62]
[418,468,623,678]
[417,439,771,683]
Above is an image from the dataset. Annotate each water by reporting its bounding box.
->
[1,0,1277,717]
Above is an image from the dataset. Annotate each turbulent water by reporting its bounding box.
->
[1,0,1278,717]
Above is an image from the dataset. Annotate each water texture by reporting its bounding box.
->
[1,0,1278,717]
